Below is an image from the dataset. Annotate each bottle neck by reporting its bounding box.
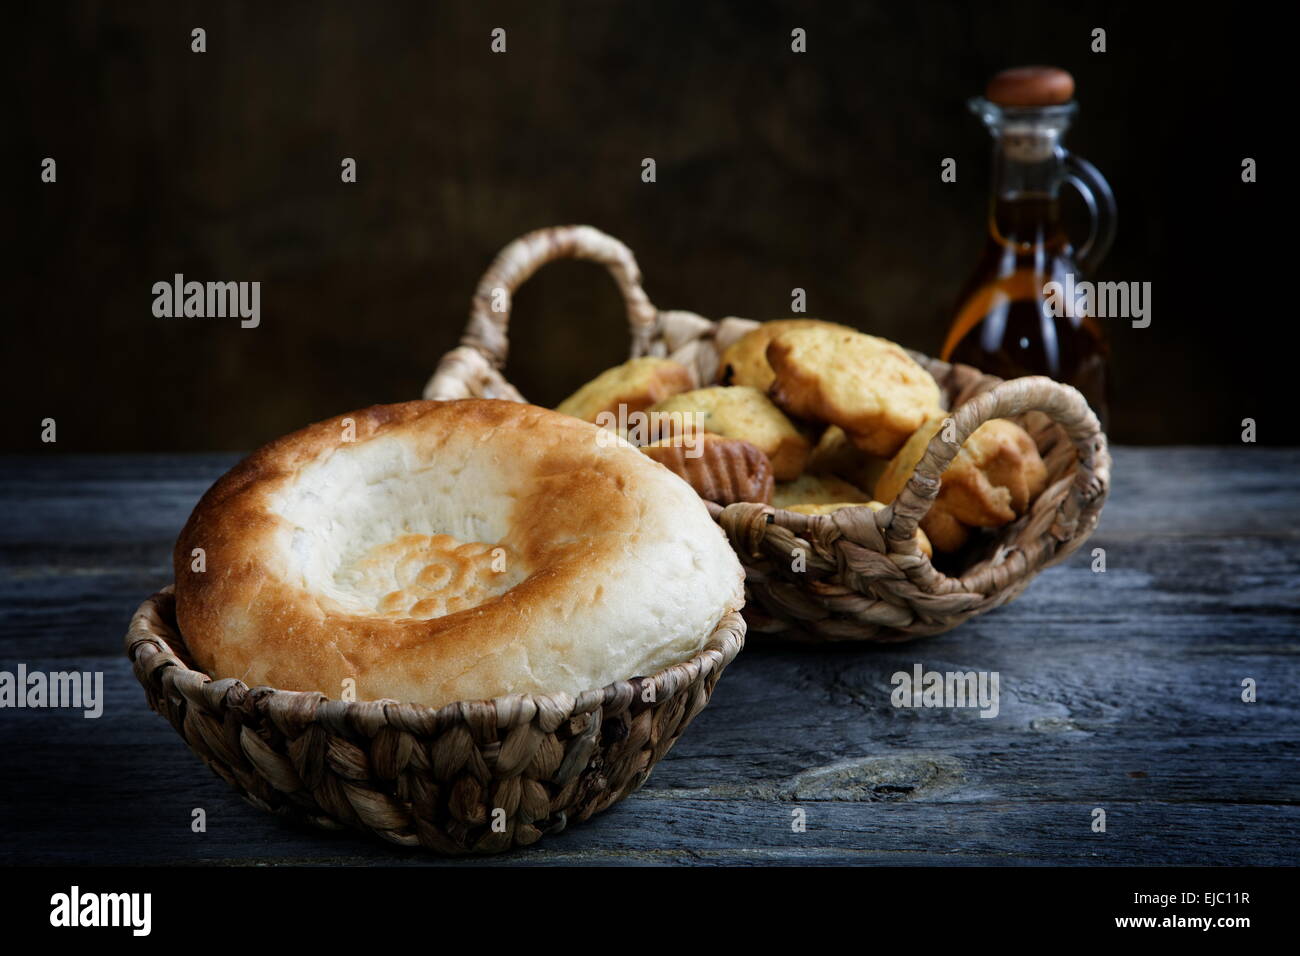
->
[989,129,1067,247]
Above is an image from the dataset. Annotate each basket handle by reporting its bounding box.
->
[424,225,659,401]
[883,375,1108,550]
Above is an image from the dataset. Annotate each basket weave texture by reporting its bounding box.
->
[126,588,744,854]
[425,225,1112,642]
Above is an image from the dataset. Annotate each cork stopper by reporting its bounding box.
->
[985,66,1075,107]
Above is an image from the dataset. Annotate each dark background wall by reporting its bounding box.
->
[6,1,1282,451]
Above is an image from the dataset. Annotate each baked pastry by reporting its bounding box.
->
[718,318,856,391]
[555,356,694,424]
[173,399,744,708]
[784,500,934,559]
[772,473,870,510]
[806,425,890,493]
[641,433,774,505]
[766,327,943,457]
[874,414,1048,552]
[647,386,811,480]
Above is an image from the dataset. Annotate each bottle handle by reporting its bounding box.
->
[1060,150,1117,275]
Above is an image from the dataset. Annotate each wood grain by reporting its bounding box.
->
[1,448,1297,865]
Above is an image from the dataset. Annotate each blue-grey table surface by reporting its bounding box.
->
[1,448,1297,866]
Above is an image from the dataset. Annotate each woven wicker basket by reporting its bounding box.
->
[126,588,744,854]
[424,225,1111,642]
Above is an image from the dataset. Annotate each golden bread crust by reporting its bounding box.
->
[173,399,744,708]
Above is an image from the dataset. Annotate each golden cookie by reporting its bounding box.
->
[641,433,774,505]
[874,414,946,506]
[807,425,890,492]
[874,415,1047,552]
[915,506,968,554]
[556,356,694,424]
[648,386,810,480]
[784,500,934,559]
[718,319,855,391]
[771,473,870,509]
[976,421,1049,515]
[766,327,942,457]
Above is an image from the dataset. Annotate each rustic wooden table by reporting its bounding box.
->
[2,449,1297,866]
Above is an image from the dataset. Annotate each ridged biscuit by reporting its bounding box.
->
[641,433,775,505]
[718,318,856,391]
[647,386,811,480]
[173,399,744,708]
[767,327,943,457]
[555,356,694,424]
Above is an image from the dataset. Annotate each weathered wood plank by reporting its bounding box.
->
[5,775,1295,866]
[5,642,1296,799]
[1,449,1296,865]
[2,633,1296,864]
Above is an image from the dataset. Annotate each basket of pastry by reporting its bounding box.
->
[126,400,745,854]
[426,225,1111,642]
